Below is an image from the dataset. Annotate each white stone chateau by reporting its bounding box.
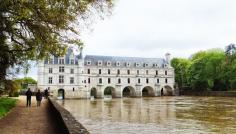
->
[37,47,175,99]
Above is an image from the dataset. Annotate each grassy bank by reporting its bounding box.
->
[0,98,17,118]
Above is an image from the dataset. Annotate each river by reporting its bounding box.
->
[56,97,236,134]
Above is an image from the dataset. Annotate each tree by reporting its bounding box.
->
[171,58,191,90]
[14,77,37,90]
[0,0,113,82]
[188,49,225,91]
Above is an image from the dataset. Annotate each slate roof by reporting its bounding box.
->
[84,55,167,68]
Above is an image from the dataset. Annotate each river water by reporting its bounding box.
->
[56,97,236,134]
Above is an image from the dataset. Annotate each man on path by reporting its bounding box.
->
[25,88,32,107]
[44,88,49,99]
[36,89,42,107]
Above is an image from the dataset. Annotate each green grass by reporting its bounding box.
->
[0,98,17,118]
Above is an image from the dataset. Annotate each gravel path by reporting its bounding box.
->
[0,96,63,134]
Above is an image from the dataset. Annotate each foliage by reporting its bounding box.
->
[5,80,20,97]
[0,0,114,82]
[171,58,191,90]
[14,77,37,90]
[171,46,236,91]
[0,98,17,118]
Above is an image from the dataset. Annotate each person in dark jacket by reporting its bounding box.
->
[25,88,32,107]
[36,89,42,107]
[44,88,49,99]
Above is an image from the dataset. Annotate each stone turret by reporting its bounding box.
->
[165,53,171,67]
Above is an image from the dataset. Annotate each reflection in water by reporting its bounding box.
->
[57,97,236,134]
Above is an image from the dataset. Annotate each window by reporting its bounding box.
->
[126,62,130,67]
[88,78,90,84]
[59,66,64,73]
[59,58,64,64]
[48,77,52,84]
[157,79,159,83]
[138,78,141,84]
[84,80,86,83]
[144,63,148,67]
[49,68,53,73]
[127,70,130,75]
[88,69,90,74]
[156,70,158,75]
[87,61,91,65]
[118,78,121,84]
[98,60,102,66]
[70,77,74,84]
[70,59,74,64]
[107,61,111,66]
[108,78,111,84]
[49,58,53,64]
[137,70,139,75]
[128,78,130,84]
[70,69,74,74]
[59,75,64,83]
[146,78,149,84]
[99,78,102,84]
[116,61,120,66]
[165,71,168,75]
[135,63,140,67]
[146,70,148,75]
[117,69,120,75]
[165,78,168,83]
[99,69,101,74]
[108,69,111,74]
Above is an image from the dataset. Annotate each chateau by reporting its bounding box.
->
[37,47,175,99]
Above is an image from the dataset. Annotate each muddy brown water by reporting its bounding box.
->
[56,97,236,134]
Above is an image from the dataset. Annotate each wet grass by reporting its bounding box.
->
[0,97,17,118]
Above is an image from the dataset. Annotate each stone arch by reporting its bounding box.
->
[58,89,65,99]
[122,86,136,97]
[104,86,116,98]
[90,87,97,98]
[142,86,155,97]
[162,85,173,96]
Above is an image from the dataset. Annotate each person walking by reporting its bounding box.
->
[36,89,42,107]
[44,88,49,99]
[25,88,32,107]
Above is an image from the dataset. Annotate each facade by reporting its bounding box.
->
[37,47,175,99]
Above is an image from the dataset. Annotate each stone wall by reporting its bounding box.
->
[48,98,90,134]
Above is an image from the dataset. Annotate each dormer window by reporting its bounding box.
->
[116,61,120,66]
[87,61,91,65]
[126,62,130,67]
[70,59,74,64]
[49,58,53,64]
[144,63,148,67]
[98,60,102,66]
[107,61,111,66]
[135,62,140,67]
[153,63,159,67]
[59,58,64,64]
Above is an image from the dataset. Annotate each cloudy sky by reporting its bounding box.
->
[25,0,236,80]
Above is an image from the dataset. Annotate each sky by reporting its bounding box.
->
[22,0,236,80]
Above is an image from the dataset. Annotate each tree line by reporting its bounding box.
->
[171,44,236,91]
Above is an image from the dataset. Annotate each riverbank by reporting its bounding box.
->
[0,97,17,118]
[180,90,236,97]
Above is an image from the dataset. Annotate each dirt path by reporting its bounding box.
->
[0,96,62,134]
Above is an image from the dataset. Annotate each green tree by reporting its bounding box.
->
[14,77,37,90]
[0,0,113,82]
[188,49,225,91]
[171,58,191,90]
